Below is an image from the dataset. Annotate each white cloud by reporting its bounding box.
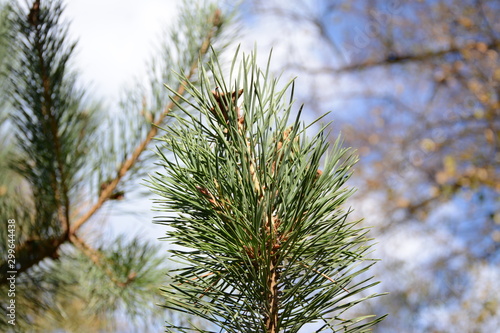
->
[63,0,178,106]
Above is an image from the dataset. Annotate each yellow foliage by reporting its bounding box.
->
[420,138,436,152]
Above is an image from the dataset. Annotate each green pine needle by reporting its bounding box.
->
[149,49,386,332]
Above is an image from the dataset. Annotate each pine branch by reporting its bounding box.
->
[0,0,78,283]
[69,234,137,288]
[69,9,222,235]
[0,1,230,291]
[31,0,70,236]
[1,1,235,330]
[265,255,279,333]
[0,236,63,277]
[150,49,386,332]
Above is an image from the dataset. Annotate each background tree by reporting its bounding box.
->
[243,0,500,331]
[0,0,234,331]
[148,49,385,332]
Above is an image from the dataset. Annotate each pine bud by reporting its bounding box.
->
[28,0,40,26]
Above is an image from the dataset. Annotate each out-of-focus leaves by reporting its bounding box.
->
[244,0,499,331]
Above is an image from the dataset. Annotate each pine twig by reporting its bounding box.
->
[69,234,137,288]
[69,9,222,235]
[0,7,225,285]
[31,0,71,237]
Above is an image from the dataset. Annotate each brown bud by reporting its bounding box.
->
[28,0,40,26]
[109,191,125,200]
[314,169,323,183]
[212,8,222,28]
[210,88,244,124]
[196,186,217,206]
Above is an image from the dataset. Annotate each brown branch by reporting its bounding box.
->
[289,40,500,75]
[263,213,280,333]
[265,256,279,333]
[0,235,65,282]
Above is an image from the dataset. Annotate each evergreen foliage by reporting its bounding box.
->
[0,0,234,330]
[149,49,385,332]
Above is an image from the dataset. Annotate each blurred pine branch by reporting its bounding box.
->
[0,0,236,330]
